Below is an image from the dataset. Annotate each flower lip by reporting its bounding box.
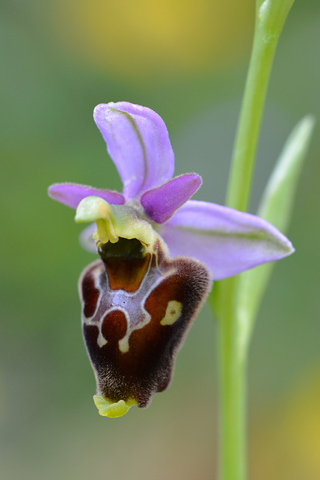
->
[80,236,212,411]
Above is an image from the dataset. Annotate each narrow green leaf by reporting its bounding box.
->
[258,116,315,228]
[237,115,315,348]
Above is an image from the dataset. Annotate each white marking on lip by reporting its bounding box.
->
[97,331,108,348]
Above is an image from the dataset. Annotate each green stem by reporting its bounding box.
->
[214,278,247,480]
[227,0,294,212]
[214,1,295,479]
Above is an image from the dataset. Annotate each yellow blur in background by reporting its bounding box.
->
[51,0,252,78]
[251,366,320,480]
[1,0,320,479]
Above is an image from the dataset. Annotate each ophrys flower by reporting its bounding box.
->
[48,102,293,417]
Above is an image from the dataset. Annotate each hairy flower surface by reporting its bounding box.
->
[49,102,294,417]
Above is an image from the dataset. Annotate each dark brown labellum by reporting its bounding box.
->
[79,237,212,408]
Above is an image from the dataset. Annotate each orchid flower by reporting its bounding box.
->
[48,102,293,418]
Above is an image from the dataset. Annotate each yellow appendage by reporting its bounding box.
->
[93,395,136,418]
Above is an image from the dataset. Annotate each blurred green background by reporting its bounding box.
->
[1,0,319,479]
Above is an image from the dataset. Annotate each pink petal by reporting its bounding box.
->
[141,173,201,223]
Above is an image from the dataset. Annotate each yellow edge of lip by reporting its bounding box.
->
[93,395,136,418]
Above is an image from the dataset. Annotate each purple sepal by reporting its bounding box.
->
[141,173,202,223]
[160,200,294,280]
[94,102,175,200]
[48,183,125,209]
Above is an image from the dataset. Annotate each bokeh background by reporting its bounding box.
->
[1,0,319,479]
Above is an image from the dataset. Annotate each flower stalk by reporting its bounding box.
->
[227,0,295,213]
[213,1,295,479]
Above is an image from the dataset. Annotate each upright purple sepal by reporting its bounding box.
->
[141,173,202,223]
[94,102,175,200]
[48,183,125,209]
[160,200,294,280]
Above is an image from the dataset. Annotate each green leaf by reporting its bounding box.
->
[236,115,315,349]
[256,0,295,38]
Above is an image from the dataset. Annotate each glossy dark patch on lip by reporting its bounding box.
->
[98,237,150,292]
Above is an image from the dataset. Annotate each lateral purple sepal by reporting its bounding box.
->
[159,200,294,280]
[93,102,175,200]
[48,183,125,209]
[141,173,202,223]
